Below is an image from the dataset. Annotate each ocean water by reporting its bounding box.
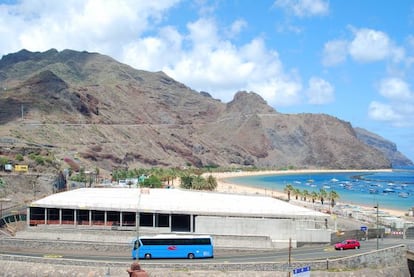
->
[226,168,414,212]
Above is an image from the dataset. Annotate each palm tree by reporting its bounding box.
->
[328,190,340,208]
[206,175,217,191]
[191,175,206,190]
[180,174,193,189]
[142,175,162,188]
[94,167,100,184]
[319,188,327,205]
[293,188,301,200]
[284,184,294,201]
[311,191,318,204]
[302,189,310,202]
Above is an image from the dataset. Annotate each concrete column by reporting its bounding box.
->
[190,214,194,232]
[89,210,92,226]
[120,211,123,227]
[153,213,156,228]
[136,212,140,229]
[59,209,62,225]
[74,210,77,226]
[26,207,30,227]
[104,211,107,226]
[44,208,47,225]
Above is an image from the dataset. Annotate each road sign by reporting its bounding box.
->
[361,226,368,231]
[293,266,310,277]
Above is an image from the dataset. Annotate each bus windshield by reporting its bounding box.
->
[131,234,214,259]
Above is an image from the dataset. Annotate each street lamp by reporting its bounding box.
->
[374,203,379,250]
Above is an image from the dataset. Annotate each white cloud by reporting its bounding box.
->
[378,77,412,100]
[122,26,183,71]
[322,28,405,67]
[369,77,414,127]
[0,0,304,108]
[348,28,404,63]
[0,0,180,55]
[161,21,303,106]
[368,101,402,122]
[305,77,334,104]
[228,19,247,37]
[274,0,329,17]
[322,40,348,67]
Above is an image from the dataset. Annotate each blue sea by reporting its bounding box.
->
[225,167,414,212]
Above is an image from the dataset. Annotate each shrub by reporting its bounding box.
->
[15,154,24,162]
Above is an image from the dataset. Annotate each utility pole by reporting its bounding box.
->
[374,203,379,250]
[288,237,292,277]
[136,186,141,260]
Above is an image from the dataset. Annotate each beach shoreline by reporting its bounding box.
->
[208,169,408,218]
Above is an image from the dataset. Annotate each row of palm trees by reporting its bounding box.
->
[284,184,340,207]
[111,167,217,191]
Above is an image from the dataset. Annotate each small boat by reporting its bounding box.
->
[398,192,409,198]
[369,188,378,194]
[344,184,353,190]
[383,188,395,193]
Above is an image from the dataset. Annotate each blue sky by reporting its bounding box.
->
[1,0,414,162]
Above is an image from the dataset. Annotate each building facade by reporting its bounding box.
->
[28,188,331,248]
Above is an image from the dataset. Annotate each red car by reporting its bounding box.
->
[334,239,360,250]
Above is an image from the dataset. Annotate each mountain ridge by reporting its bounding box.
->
[0,49,411,172]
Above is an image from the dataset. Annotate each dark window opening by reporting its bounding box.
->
[47,208,59,224]
[107,211,120,226]
[77,210,89,225]
[91,210,105,225]
[122,212,135,226]
[62,209,74,224]
[155,213,169,227]
[171,214,190,232]
[140,213,153,227]
[30,207,44,223]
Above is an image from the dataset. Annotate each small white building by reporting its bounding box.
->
[28,188,330,248]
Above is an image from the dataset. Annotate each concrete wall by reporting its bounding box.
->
[196,216,330,245]
[213,234,275,249]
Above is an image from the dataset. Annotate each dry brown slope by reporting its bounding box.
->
[0,49,393,171]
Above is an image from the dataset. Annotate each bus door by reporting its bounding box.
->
[133,239,140,250]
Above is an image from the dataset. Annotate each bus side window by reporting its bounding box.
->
[133,240,139,250]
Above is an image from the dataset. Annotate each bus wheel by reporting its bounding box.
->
[144,253,151,259]
[187,253,195,259]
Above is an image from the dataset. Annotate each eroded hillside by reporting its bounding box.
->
[0,49,409,172]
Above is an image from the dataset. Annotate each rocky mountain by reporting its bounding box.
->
[0,49,411,172]
[354,127,413,167]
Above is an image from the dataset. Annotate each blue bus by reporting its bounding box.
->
[132,234,214,259]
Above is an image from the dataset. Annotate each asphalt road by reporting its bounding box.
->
[1,237,413,264]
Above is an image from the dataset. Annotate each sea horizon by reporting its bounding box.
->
[226,167,414,212]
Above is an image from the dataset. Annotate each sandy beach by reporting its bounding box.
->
[208,169,408,218]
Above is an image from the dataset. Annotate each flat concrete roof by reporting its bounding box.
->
[30,188,328,219]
